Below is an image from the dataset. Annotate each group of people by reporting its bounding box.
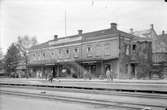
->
[36,70,54,83]
[83,70,92,80]
[83,66,114,81]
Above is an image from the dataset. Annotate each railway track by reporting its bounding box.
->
[0,83,167,110]
[1,84,167,100]
[0,82,167,94]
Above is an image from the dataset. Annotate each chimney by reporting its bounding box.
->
[162,30,165,35]
[150,24,154,29]
[54,35,58,40]
[130,28,134,34]
[78,30,83,35]
[110,23,117,31]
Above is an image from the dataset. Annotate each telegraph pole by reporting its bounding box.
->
[65,8,67,37]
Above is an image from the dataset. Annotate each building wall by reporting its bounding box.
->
[152,53,167,64]
[28,34,154,79]
[28,37,120,65]
[130,41,152,79]
[118,36,132,79]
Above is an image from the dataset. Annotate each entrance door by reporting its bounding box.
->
[90,65,96,77]
[131,63,136,78]
[52,66,57,78]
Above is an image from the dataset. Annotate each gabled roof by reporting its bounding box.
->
[131,28,154,42]
[157,33,167,52]
[133,29,151,37]
[132,28,167,53]
[132,36,152,42]
[158,33,167,41]
[132,28,157,39]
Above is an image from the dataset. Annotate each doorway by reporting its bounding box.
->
[131,63,136,78]
[52,66,57,78]
[105,64,111,72]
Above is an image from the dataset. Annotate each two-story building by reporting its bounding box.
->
[28,23,152,79]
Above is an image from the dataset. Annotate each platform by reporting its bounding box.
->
[0,78,167,92]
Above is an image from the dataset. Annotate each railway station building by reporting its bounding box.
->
[27,23,152,79]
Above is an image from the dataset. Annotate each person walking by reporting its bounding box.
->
[48,71,53,83]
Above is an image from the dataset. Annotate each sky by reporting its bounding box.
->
[0,0,167,54]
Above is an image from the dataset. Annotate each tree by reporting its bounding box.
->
[16,35,37,57]
[17,35,37,50]
[4,43,21,76]
[0,48,3,59]
[16,35,38,77]
[0,47,3,65]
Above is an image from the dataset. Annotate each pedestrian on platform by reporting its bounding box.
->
[87,69,92,80]
[48,71,53,83]
[106,67,113,81]
[83,70,88,80]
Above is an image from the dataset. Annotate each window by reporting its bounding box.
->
[132,44,136,51]
[125,45,130,55]
[59,49,61,54]
[87,47,91,52]
[125,64,128,74]
[74,48,79,58]
[43,53,45,57]
[75,48,78,52]
[104,46,110,56]
[66,49,69,54]
[87,47,92,57]
[95,45,101,56]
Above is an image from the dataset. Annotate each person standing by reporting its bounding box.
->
[87,69,92,80]
[106,67,113,81]
[83,70,88,80]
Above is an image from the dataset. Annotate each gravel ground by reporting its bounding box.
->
[0,94,131,110]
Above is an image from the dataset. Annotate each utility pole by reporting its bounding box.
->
[65,8,67,37]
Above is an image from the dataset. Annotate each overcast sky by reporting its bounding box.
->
[0,0,167,53]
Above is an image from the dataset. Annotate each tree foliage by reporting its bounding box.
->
[16,35,38,59]
[3,36,38,76]
[17,35,37,51]
[4,43,21,75]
